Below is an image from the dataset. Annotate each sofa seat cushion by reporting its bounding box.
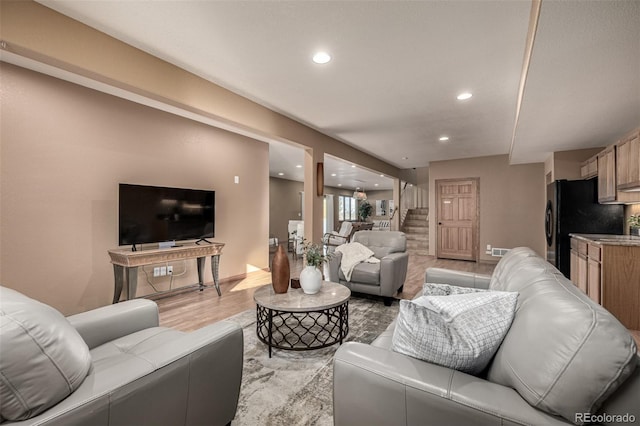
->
[0,287,92,421]
[485,247,638,425]
[339,262,380,286]
[391,286,517,375]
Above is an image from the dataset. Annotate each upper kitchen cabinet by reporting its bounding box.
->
[617,129,640,191]
[597,130,640,204]
[598,146,617,203]
[580,154,598,179]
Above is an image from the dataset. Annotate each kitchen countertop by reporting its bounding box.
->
[569,233,640,246]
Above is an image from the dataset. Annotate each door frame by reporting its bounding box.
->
[435,177,480,262]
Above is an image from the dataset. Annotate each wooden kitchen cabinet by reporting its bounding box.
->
[598,146,617,203]
[570,239,579,284]
[570,235,640,330]
[616,129,640,191]
[574,239,589,294]
[587,243,601,304]
[580,154,598,179]
[598,144,640,203]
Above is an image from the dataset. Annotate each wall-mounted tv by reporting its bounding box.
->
[119,183,215,247]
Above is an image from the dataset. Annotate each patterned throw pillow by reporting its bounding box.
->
[391,284,518,375]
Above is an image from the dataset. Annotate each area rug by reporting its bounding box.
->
[229,296,399,426]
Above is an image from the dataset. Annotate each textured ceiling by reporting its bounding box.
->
[36,0,640,186]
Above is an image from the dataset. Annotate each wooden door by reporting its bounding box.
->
[436,178,479,261]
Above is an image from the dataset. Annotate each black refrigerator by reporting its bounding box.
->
[545,179,624,277]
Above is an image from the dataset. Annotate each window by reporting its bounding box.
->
[338,195,357,221]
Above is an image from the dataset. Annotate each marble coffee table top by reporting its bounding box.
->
[254,281,350,312]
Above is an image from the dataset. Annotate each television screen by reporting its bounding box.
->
[119,184,215,246]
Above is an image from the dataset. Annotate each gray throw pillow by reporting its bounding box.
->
[0,287,91,421]
[391,284,518,375]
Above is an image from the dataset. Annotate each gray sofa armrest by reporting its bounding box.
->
[333,342,569,426]
[328,251,343,283]
[380,252,409,295]
[424,267,491,290]
[15,320,244,426]
[67,299,159,349]
[139,320,244,425]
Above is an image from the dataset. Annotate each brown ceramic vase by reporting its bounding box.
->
[271,245,290,293]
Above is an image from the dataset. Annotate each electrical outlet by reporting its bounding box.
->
[167,265,173,275]
[160,266,167,276]
[153,267,160,277]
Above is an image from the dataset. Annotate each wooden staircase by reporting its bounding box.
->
[402,207,429,255]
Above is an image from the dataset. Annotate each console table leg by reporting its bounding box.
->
[126,267,138,300]
[196,257,206,291]
[113,265,124,304]
[211,255,221,296]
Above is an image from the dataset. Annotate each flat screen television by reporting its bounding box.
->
[119,183,215,247]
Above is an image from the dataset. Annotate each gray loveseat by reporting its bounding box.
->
[0,287,243,426]
[333,247,639,425]
[328,230,408,306]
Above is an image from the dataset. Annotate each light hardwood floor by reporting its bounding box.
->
[154,247,640,348]
[154,249,494,332]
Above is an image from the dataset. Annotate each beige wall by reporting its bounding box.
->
[1,63,269,315]
[544,148,602,183]
[415,167,430,208]
[429,155,545,262]
[1,0,402,244]
[269,177,303,242]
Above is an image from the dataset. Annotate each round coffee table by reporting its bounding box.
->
[253,281,351,357]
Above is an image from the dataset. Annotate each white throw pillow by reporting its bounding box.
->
[391,284,518,375]
[0,287,91,421]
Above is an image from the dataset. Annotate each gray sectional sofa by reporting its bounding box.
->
[0,287,243,426]
[333,247,639,425]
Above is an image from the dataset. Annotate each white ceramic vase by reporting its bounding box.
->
[299,265,322,294]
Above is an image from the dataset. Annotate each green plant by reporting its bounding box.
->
[358,201,373,221]
[629,214,640,229]
[301,239,332,268]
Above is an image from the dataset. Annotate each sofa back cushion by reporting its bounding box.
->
[0,287,91,421]
[352,231,406,259]
[486,248,637,424]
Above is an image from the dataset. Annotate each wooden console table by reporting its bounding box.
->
[108,243,225,303]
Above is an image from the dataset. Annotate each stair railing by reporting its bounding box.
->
[399,182,416,229]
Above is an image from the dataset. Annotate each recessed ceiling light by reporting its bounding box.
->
[338,184,342,187]
[278,172,284,176]
[439,136,450,142]
[312,51,331,64]
[295,165,302,168]
[331,173,337,177]
[380,174,384,177]
[351,164,356,168]
[457,92,473,100]
[374,184,379,187]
